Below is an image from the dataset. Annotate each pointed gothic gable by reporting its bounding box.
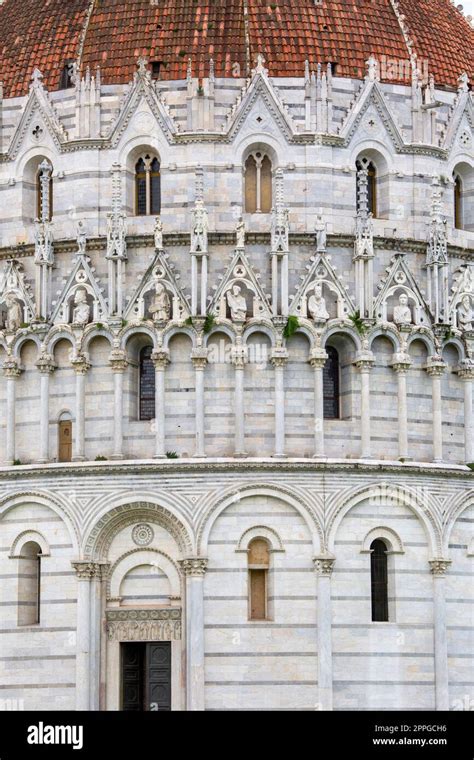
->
[289,252,354,321]
[125,249,190,323]
[208,249,272,320]
[442,91,474,154]
[8,70,68,160]
[51,253,108,325]
[374,254,431,327]
[339,80,405,152]
[0,259,36,322]
[108,59,177,147]
[449,265,474,326]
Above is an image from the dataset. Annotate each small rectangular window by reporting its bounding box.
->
[249,569,267,620]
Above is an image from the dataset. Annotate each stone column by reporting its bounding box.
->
[271,348,288,458]
[426,356,446,463]
[151,349,170,459]
[191,349,208,457]
[109,349,128,460]
[310,349,328,458]
[391,352,412,461]
[71,355,91,461]
[429,558,451,711]
[72,561,102,711]
[3,359,22,465]
[231,343,247,457]
[458,362,474,464]
[354,349,375,459]
[36,353,56,463]
[180,557,208,711]
[314,555,335,711]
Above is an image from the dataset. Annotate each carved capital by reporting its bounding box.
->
[313,554,336,576]
[391,352,412,373]
[270,348,289,368]
[191,348,208,370]
[108,349,128,373]
[151,349,170,370]
[309,348,328,369]
[425,356,446,377]
[36,353,56,374]
[354,350,375,371]
[180,557,208,577]
[3,359,22,379]
[458,360,474,381]
[429,558,452,577]
[72,560,103,580]
[231,346,248,368]
[71,354,91,375]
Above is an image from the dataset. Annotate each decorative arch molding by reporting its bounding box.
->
[0,491,80,554]
[235,525,285,553]
[12,333,43,359]
[442,489,474,553]
[108,547,182,599]
[441,338,466,363]
[162,325,196,349]
[119,324,159,351]
[46,327,76,356]
[81,326,115,354]
[326,481,441,556]
[84,501,194,560]
[285,321,317,348]
[406,331,436,356]
[204,322,237,345]
[367,325,401,352]
[321,322,362,351]
[360,526,405,555]
[197,483,323,554]
[242,321,276,347]
[9,529,50,558]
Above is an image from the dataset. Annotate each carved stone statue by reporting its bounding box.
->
[191,200,208,253]
[72,288,91,325]
[149,282,171,323]
[226,285,247,321]
[235,217,246,249]
[76,220,87,256]
[308,282,329,322]
[315,216,327,252]
[4,294,23,332]
[458,294,473,332]
[393,293,412,325]
[154,217,163,251]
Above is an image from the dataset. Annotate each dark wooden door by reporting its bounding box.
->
[58,420,72,462]
[121,642,171,711]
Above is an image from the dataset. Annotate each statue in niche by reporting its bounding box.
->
[315,216,327,252]
[308,282,329,322]
[77,220,87,256]
[4,294,23,331]
[235,217,246,249]
[154,217,163,251]
[226,285,247,321]
[393,293,412,325]
[458,294,473,332]
[191,200,208,253]
[148,281,171,323]
[72,287,91,325]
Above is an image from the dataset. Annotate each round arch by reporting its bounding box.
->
[108,547,182,599]
[0,491,80,555]
[12,333,42,360]
[443,489,474,554]
[9,529,50,558]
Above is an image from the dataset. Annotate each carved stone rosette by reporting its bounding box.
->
[313,555,336,576]
[429,558,452,577]
[180,557,208,577]
[106,608,182,642]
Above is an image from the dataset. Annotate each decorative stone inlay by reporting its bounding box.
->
[180,557,208,576]
[132,523,154,547]
[106,608,181,641]
[429,558,452,576]
[313,555,336,576]
[72,560,103,580]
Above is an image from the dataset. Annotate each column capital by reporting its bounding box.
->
[309,348,328,369]
[458,359,474,381]
[3,358,22,379]
[270,348,289,368]
[71,560,104,580]
[180,557,208,577]
[354,349,375,370]
[391,352,412,373]
[429,558,452,577]
[151,348,170,369]
[36,353,56,374]
[231,345,248,368]
[191,348,208,370]
[313,554,336,576]
[108,348,128,373]
[425,356,446,377]
[71,354,91,375]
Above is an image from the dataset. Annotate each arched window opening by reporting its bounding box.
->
[248,538,270,620]
[36,161,53,221]
[18,541,42,626]
[454,174,463,230]
[244,152,272,213]
[139,346,156,421]
[323,346,340,419]
[58,414,72,463]
[135,154,161,216]
[370,539,389,622]
[356,158,377,217]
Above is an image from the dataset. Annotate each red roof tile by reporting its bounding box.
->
[0,0,472,98]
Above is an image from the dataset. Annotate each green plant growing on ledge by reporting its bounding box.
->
[166,451,179,459]
[203,313,216,334]
[96,323,104,330]
[13,459,22,466]
[468,463,474,471]
[283,315,299,339]
[95,455,108,461]
[349,310,367,336]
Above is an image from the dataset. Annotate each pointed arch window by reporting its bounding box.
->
[36,161,53,221]
[244,152,272,213]
[135,154,161,216]
[356,158,377,217]
[370,539,389,622]
[18,541,42,626]
[323,346,340,419]
[454,174,463,230]
[248,538,270,620]
[139,346,156,421]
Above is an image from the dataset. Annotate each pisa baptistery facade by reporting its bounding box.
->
[0,0,472,712]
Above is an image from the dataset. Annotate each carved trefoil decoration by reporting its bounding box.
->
[125,247,190,324]
[290,251,354,323]
[209,250,271,323]
[374,254,431,327]
[0,259,36,331]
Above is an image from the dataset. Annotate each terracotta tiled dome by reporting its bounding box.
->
[0,0,472,98]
